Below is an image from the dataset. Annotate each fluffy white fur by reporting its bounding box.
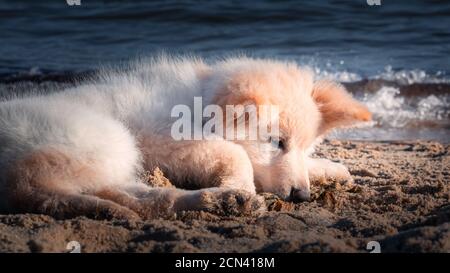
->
[0,55,371,220]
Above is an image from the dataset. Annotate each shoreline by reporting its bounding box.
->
[0,139,448,253]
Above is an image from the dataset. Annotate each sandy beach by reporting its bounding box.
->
[0,140,448,253]
[1,0,449,258]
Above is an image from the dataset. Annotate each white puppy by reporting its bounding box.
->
[0,55,371,220]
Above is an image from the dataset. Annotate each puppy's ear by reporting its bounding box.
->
[212,71,271,122]
[312,80,371,135]
[211,73,273,139]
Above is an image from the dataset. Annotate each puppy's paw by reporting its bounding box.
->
[326,162,354,184]
[197,188,266,216]
[309,159,353,184]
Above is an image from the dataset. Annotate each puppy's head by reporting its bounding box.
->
[210,58,371,201]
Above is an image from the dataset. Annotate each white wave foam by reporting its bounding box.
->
[364,87,413,128]
[417,95,449,121]
[374,66,450,85]
[312,64,449,84]
[362,87,449,128]
[313,67,362,83]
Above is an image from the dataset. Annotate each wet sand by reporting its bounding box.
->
[0,140,448,253]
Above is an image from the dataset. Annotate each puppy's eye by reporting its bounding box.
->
[269,137,285,150]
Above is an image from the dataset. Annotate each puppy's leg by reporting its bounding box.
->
[307,158,353,183]
[141,136,258,190]
[5,149,140,221]
[15,191,140,221]
[139,137,265,214]
[96,184,265,219]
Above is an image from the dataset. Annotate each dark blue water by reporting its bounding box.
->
[1,0,449,79]
[0,0,449,141]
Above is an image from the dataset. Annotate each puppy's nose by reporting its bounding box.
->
[290,187,310,203]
